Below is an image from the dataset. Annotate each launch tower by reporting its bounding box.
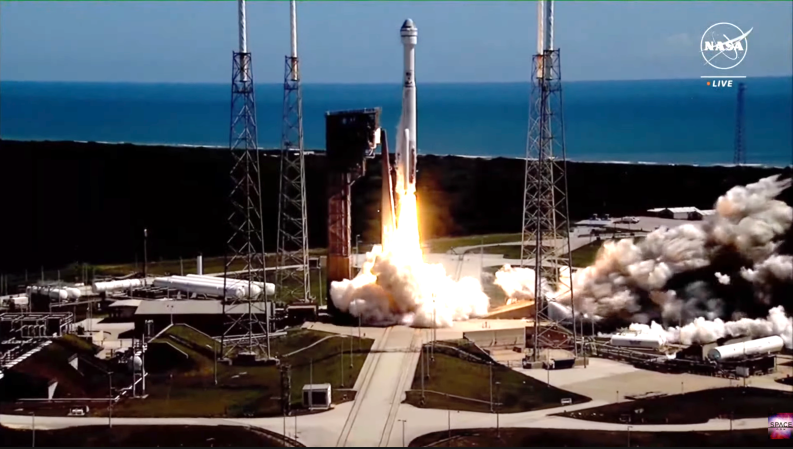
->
[276,0,311,304]
[521,0,578,361]
[222,0,272,360]
[733,82,746,165]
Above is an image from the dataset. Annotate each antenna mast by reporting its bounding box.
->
[521,0,578,362]
[222,0,272,360]
[276,0,311,305]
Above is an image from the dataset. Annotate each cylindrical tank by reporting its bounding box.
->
[169,275,261,297]
[93,279,145,293]
[707,335,784,361]
[66,287,82,299]
[609,333,664,349]
[152,277,246,299]
[185,274,274,296]
[197,254,203,276]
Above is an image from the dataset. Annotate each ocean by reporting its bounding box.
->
[1,78,791,166]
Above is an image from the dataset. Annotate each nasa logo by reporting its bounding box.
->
[701,22,753,70]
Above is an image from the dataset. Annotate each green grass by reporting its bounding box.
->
[424,233,523,254]
[109,327,373,418]
[404,344,590,414]
[1,425,298,447]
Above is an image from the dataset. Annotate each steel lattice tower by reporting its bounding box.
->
[520,0,577,361]
[276,0,310,304]
[733,82,746,165]
[221,0,271,360]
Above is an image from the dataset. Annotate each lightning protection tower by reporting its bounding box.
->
[733,82,746,165]
[520,0,578,361]
[276,0,311,304]
[222,0,271,361]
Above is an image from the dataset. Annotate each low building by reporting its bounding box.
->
[647,207,705,220]
[133,300,273,337]
[108,299,142,320]
[302,383,332,410]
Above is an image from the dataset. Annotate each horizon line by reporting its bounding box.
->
[2,75,792,86]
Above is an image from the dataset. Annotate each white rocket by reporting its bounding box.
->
[397,18,418,195]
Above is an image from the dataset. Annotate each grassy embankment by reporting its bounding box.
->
[106,325,373,418]
[403,340,589,413]
[0,425,299,447]
[556,387,793,425]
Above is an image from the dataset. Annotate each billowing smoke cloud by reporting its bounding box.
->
[493,175,793,345]
[566,175,792,320]
[629,306,792,348]
[330,245,489,327]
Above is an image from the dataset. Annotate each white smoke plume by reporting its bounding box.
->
[330,245,489,327]
[630,306,793,348]
[493,175,793,344]
[714,272,731,285]
[562,175,792,319]
[329,119,489,328]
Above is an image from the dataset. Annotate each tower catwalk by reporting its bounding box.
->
[520,0,577,361]
[222,0,271,360]
[276,0,310,304]
[734,82,746,165]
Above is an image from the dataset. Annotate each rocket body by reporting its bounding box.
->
[398,19,418,196]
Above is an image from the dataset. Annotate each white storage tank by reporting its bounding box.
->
[152,277,247,299]
[167,276,261,297]
[93,279,145,293]
[609,333,664,349]
[707,335,784,361]
[185,274,275,296]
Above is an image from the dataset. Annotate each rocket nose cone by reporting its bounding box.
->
[401,18,415,30]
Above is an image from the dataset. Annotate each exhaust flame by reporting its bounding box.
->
[330,155,489,328]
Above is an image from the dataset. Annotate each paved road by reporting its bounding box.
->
[1,321,777,447]
[337,326,421,447]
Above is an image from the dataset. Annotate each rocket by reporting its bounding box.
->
[382,19,418,245]
[397,18,418,195]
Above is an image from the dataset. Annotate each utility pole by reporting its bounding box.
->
[340,337,345,387]
[309,358,313,410]
[398,419,407,447]
[447,394,451,444]
[495,381,501,438]
[31,412,35,448]
[143,228,148,280]
[627,425,632,447]
[107,372,113,429]
[489,362,494,412]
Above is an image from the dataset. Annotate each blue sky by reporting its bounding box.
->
[1,1,791,83]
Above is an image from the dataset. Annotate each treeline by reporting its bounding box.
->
[0,139,790,272]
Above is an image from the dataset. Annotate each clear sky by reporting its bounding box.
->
[1,1,791,83]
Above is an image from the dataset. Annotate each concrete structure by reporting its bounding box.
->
[108,299,141,320]
[302,383,332,410]
[133,300,272,337]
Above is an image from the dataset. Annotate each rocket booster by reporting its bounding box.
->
[398,18,418,194]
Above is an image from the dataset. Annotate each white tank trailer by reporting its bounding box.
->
[151,276,262,300]
[185,274,275,296]
[26,285,69,301]
[707,335,784,362]
[609,333,665,349]
[92,279,147,293]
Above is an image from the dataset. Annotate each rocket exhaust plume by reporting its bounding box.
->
[492,175,793,347]
[330,19,489,327]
